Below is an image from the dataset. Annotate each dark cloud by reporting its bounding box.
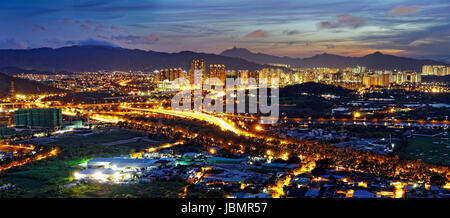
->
[26,8,60,16]
[61,18,72,25]
[245,30,269,38]
[72,0,113,9]
[283,30,300,35]
[80,24,90,31]
[317,14,365,29]
[128,24,149,29]
[35,25,47,31]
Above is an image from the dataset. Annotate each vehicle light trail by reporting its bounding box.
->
[0,147,59,173]
[131,141,184,158]
[121,106,256,137]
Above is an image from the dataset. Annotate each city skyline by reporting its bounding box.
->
[0,0,449,202]
[1,0,449,62]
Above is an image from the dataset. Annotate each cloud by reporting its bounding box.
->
[65,38,116,47]
[283,30,300,35]
[61,18,72,25]
[80,24,90,30]
[245,29,269,38]
[72,0,112,9]
[0,39,29,49]
[317,14,365,29]
[128,24,149,29]
[94,24,106,31]
[110,34,159,44]
[391,5,420,15]
[26,8,60,16]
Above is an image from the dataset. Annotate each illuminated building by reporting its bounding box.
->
[352,66,366,74]
[259,68,283,85]
[362,72,390,88]
[238,71,258,84]
[381,73,390,87]
[422,65,448,76]
[156,68,184,82]
[9,81,15,98]
[208,64,226,85]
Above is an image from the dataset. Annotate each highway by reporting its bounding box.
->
[121,106,256,137]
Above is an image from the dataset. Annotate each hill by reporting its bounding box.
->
[280,82,353,98]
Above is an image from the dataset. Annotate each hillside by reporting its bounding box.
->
[0,73,61,97]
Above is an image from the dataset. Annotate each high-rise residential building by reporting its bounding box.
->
[239,71,259,84]
[14,108,62,128]
[381,73,390,87]
[390,72,421,84]
[9,81,15,98]
[422,65,448,76]
[156,68,183,82]
[189,59,206,84]
[208,64,226,85]
[362,72,391,88]
[258,68,282,85]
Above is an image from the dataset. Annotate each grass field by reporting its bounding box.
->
[400,131,450,165]
[47,129,166,159]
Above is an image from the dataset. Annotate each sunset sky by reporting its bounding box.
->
[1,0,449,61]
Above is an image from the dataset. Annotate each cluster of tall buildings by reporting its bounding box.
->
[267,68,422,88]
[422,65,450,76]
[154,61,449,91]
[361,72,421,88]
[155,68,185,82]
[156,60,229,88]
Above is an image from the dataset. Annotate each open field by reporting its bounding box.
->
[400,132,450,165]
[47,128,166,159]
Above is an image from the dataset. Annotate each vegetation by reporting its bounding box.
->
[55,181,186,198]
[0,158,84,197]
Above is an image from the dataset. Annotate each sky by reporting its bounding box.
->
[0,0,449,62]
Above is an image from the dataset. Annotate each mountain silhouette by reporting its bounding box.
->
[0,45,263,73]
[221,47,448,70]
[0,45,447,73]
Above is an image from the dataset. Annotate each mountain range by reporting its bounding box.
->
[0,46,263,74]
[0,45,448,75]
[220,47,448,70]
